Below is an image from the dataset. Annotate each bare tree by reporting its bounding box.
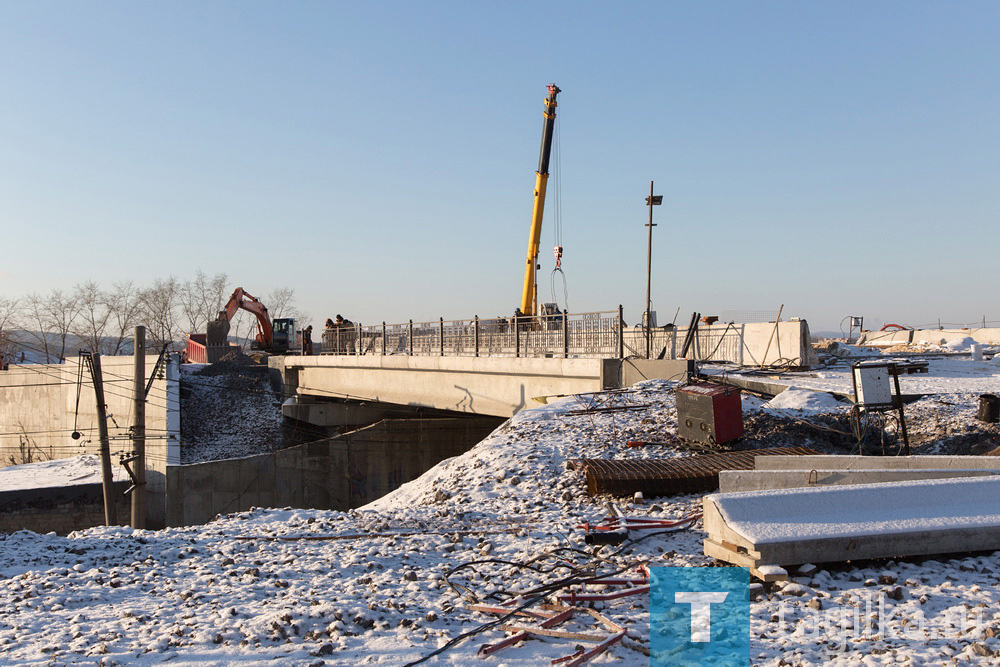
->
[140,277,182,350]
[266,287,306,322]
[20,293,52,361]
[229,309,259,347]
[73,281,112,354]
[106,281,144,355]
[47,290,80,362]
[19,290,79,362]
[205,272,230,323]
[0,296,19,366]
[179,270,230,335]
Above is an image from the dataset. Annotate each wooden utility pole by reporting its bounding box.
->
[131,326,146,529]
[84,352,117,525]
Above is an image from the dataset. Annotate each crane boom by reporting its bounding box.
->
[520,83,561,317]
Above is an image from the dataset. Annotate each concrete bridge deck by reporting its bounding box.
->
[274,355,693,419]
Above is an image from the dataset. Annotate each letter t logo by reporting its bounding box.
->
[674,591,729,642]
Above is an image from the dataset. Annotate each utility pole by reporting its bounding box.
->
[83,352,117,526]
[131,326,146,529]
[644,181,662,359]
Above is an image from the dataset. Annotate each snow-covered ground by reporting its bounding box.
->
[2,357,1000,665]
[0,454,127,491]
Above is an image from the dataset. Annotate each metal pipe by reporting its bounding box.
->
[618,305,624,359]
[563,310,569,358]
[645,180,654,359]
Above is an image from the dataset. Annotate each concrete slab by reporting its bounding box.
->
[858,327,1000,347]
[704,477,1000,574]
[753,455,1000,471]
[719,468,1000,492]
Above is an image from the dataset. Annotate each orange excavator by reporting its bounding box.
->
[207,288,296,354]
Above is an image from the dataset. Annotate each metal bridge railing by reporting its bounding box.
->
[317,309,759,363]
[319,310,624,359]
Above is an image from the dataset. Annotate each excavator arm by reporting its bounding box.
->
[218,287,274,350]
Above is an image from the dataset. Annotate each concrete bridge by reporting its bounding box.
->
[274,313,815,426]
[274,355,694,424]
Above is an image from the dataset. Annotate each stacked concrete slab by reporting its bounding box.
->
[705,476,1000,580]
[705,456,1000,580]
[720,455,1000,492]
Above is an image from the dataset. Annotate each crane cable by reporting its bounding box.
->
[550,108,569,312]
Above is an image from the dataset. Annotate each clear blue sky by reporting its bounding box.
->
[2,1,998,332]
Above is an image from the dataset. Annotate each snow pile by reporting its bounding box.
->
[944,336,978,352]
[762,387,845,415]
[0,454,127,491]
[179,363,312,463]
[0,379,709,665]
[3,368,1000,664]
[826,342,869,358]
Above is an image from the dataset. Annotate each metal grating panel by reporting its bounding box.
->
[571,447,820,497]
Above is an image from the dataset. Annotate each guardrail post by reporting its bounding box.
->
[563,311,569,358]
[408,319,413,356]
[618,305,625,359]
[382,321,386,355]
[474,315,480,357]
[439,317,445,356]
[515,317,521,358]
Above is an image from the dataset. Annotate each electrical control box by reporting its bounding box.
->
[676,382,744,445]
[853,363,894,407]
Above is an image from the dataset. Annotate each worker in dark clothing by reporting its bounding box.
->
[335,314,355,354]
[513,307,529,331]
[302,325,313,355]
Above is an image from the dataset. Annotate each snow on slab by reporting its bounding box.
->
[710,476,1000,544]
[0,454,127,491]
[761,386,844,414]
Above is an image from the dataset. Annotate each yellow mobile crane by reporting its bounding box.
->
[519,83,561,318]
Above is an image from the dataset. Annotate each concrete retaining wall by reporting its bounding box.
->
[165,417,499,526]
[0,355,179,527]
[0,482,130,535]
[859,327,1000,347]
[632,320,818,367]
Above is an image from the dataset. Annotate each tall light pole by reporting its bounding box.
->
[645,181,662,359]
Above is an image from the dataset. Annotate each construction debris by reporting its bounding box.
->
[569,446,819,496]
[578,506,700,545]
[473,594,636,663]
